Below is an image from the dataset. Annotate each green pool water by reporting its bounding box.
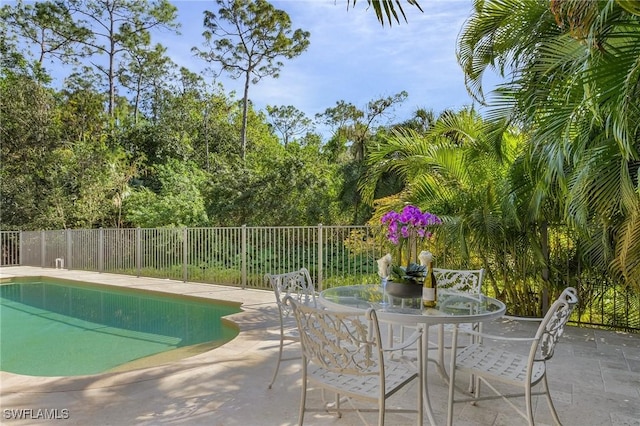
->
[0,278,240,376]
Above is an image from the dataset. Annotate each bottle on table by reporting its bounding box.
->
[421,251,437,308]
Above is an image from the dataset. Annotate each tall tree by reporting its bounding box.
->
[193,0,310,160]
[118,43,174,124]
[65,0,179,117]
[266,104,313,146]
[316,92,407,223]
[2,0,90,66]
[317,92,408,161]
[0,72,59,228]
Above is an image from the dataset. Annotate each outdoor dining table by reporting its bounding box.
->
[319,284,506,426]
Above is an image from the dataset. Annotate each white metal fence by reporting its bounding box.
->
[1,230,20,267]
[2,226,389,291]
[2,227,638,331]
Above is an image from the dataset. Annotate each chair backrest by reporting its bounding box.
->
[531,287,578,362]
[265,268,316,319]
[433,268,484,294]
[286,296,383,377]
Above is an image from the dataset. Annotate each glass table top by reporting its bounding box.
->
[319,284,506,324]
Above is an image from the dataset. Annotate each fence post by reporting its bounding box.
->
[183,227,188,282]
[241,225,247,289]
[136,227,141,277]
[317,223,323,291]
[66,229,71,270]
[98,228,104,272]
[41,230,46,268]
[19,231,23,266]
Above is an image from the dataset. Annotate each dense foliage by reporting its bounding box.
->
[1,0,639,318]
[0,0,358,229]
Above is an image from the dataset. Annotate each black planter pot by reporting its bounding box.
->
[385,280,423,299]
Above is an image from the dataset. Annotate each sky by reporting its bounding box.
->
[11,0,501,136]
[165,0,498,130]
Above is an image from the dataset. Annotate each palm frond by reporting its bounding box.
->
[348,0,423,26]
[456,0,556,103]
[617,0,640,16]
[613,206,640,291]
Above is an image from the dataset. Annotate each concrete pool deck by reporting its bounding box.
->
[1,266,639,425]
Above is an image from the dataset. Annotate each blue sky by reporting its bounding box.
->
[170,0,504,130]
[167,0,499,130]
[11,0,500,134]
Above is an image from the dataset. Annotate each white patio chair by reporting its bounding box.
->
[286,296,424,426]
[432,268,485,380]
[446,287,578,426]
[265,268,317,389]
[433,268,484,295]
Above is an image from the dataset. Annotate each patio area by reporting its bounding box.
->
[1,266,639,426]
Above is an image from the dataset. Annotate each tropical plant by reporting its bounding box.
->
[457,0,640,292]
[359,108,563,314]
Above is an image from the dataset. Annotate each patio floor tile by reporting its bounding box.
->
[1,266,639,425]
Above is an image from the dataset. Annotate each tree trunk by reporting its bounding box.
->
[240,71,250,161]
[108,15,115,118]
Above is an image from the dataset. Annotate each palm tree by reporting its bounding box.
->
[361,108,557,314]
[457,0,640,290]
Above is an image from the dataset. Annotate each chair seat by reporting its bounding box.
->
[308,360,418,402]
[447,287,578,426]
[456,344,546,385]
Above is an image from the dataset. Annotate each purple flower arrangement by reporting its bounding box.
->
[381,205,441,246]
[380,205,441,290]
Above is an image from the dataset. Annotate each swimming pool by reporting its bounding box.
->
[0,277,241,376]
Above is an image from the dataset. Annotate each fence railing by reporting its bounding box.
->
[1,227,638,332]
[3,226,387,290]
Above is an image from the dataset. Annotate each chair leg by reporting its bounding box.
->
[542,374,562,425]
[268,334,285,389]
[378,399,385,426]
[298,367,307,426]
[525,379,534,426]
[418,360,424,426]
[471,375,481,405]
[467,324,478,393]
[446,326,459,426]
